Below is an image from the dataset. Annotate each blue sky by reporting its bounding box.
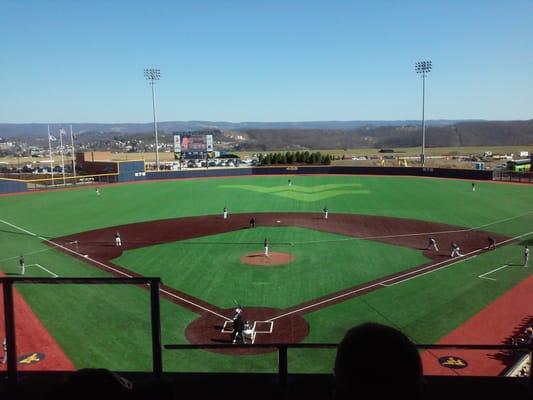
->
[1,1,532,123]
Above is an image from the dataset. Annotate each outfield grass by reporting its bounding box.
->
[0,175,532,373]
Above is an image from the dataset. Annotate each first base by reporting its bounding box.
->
[276,220,281,223]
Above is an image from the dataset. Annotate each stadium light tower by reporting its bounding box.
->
[415,60,432,166]
[144,68,161,171]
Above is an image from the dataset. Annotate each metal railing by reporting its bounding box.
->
[2,277,532,387]
[164,343,533,387]
[1,277,162,384]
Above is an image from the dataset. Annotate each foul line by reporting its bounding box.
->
[268,230,533,322]
[0,218,229,321]
[28,263,58,278]
[478,265,509,281]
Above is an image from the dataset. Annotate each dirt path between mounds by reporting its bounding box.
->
[51,213,512,354]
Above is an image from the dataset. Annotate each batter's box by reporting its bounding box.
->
[220,320,274,334]
[253,321,273,334]
[221,320,234,333]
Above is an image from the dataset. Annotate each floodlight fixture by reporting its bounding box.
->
[415,60,432,166]
[144,68,161,170]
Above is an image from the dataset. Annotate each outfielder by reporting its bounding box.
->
[525,246,529,267]
[323,206,329,219]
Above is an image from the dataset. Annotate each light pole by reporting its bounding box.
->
[144,68,161,171]
[415,60,432,166]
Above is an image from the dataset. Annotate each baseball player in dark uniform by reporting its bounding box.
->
[231,314,245,344]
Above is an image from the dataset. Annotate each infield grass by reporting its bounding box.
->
[114,226,428,309]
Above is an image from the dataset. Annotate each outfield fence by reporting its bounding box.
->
[0,165,511,195]
[0,173,118,193]
[494,171,533,184]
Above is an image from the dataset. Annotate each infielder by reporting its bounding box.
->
[323,206,329,219]
[264,238,269,257]
[487,236,496,250]
[19,255,25,275]
[427,237,439,251]
[450,242,462,258]
[115,232,122,247]
[525,246,529,267]
[223,206,228,220]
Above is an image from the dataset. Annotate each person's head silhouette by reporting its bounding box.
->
[334,322,424,399]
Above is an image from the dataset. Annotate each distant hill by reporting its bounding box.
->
[1,120,532,150]
[231,120,533,150]
[0,120,460,138]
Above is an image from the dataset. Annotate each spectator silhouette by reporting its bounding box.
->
[334,322,424,400]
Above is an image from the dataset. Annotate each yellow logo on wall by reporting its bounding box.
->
[438,356,468,369]
[17,352,45,365]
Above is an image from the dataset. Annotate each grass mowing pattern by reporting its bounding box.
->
[0,176,532,372]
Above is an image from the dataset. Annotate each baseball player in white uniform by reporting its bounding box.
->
[115,232,122,247]
[450,242,462,257]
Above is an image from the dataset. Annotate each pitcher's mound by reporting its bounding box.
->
[240,252,294,266]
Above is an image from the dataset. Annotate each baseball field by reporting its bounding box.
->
[0,175,532,375]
